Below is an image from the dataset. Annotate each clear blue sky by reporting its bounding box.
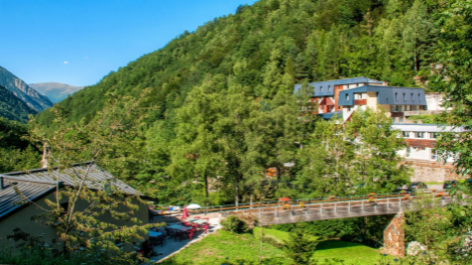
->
[0,0,258,86]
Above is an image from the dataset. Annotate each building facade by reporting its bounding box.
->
[294,77,459,184]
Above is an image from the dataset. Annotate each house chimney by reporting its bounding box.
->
[41,143,50,169]
[0,176,4,190]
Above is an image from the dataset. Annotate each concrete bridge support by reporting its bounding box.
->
[383,212,405,257]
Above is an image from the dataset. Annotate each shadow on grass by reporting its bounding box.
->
[316,240,377,251]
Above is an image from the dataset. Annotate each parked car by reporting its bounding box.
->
[407,182,428,194]
[444,180,459,190]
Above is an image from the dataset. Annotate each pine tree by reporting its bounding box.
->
[284,228,318,265]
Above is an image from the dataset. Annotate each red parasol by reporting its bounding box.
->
[182,205,189,220]
[279,197,290,202]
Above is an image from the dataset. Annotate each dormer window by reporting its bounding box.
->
[395,93,398,100]
[320,86,323,92]
[418,94,421,101]
[328,85,331,92]
[403,93,406,100]
[411,93,414,100]
[345,94,349,100]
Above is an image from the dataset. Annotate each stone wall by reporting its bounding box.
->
[406,161,461,182]
[383,213,405,257]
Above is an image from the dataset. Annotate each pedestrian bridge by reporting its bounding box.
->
[217,193,452,225]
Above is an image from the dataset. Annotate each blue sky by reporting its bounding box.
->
[0,0,258,86]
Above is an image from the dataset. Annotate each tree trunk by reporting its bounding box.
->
[259,220,263,264]
[250,192,253,208]
[204,175,209,208]
[234,177,239,207]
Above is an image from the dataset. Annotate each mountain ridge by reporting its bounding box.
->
[29,82,84,103]
[0,66,53,112]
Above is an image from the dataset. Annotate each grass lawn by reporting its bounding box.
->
[160,230,292,265]
[160,229,399,265]
[314,240,388,264]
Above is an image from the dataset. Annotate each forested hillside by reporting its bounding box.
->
[37,0,438,126]
[0,84,37,123]
[35,0,442,205]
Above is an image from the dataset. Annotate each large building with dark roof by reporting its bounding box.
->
[0,162,149,249]
[293,77,434,122]
[293,77,387,114]
[293,77,460,184]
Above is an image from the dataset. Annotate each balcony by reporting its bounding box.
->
[354,99,367,105]
[403,110,449,116]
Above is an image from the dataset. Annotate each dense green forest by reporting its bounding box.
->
[33,0,444,205]
[0,85,37,123]
[37,0,438,126]
[0,117,40,173]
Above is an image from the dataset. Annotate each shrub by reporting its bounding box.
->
[221,215,249,234]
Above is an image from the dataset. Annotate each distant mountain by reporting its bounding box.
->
[0,66,53,112]
[0,84,37,123]
[29,82,84,103]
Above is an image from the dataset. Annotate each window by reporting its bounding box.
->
[415,132,424,138]
[407,147,411,157]
[403,93,406,100]
[411,93,414,100]
[328,85,331,91]
[431,149,438,160]
[431,132,440,139]
[398,117,404,123]
[418,94,421,101]
[395,93,398,100]
[345,94,349,100]
[402,131,409,137]
[320,86,323,92]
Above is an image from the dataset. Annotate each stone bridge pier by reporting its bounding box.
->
[383,212,405,257]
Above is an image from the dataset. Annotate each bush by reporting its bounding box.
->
[0,228,142,265]
[221,215,249,234]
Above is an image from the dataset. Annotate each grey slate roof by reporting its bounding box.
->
[0,178,56,219]
[1,162,139,196]
[0,162,140,220]
[293,77,383,97]
[318,111,343,120]
[338,85,427,106]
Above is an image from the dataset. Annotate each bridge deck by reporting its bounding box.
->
[218,195,452,225]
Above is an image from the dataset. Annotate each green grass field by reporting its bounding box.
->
[160,228,399,265]
[160,230,292,265]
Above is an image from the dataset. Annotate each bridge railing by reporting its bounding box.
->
[156,191,449,215]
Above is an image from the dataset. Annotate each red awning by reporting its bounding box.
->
[279,197,290,202]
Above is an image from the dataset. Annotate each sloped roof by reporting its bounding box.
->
[318,111,343,120]
[338,85,427,106]
[0,162,140,221]
[0,178,56,219]
[1,162,139,196]
[294,77,383,97]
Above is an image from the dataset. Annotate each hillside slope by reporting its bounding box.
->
[0,84,37,123]
[29,82,84,103]
[0,66,53,112]
[36,0,438,126]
